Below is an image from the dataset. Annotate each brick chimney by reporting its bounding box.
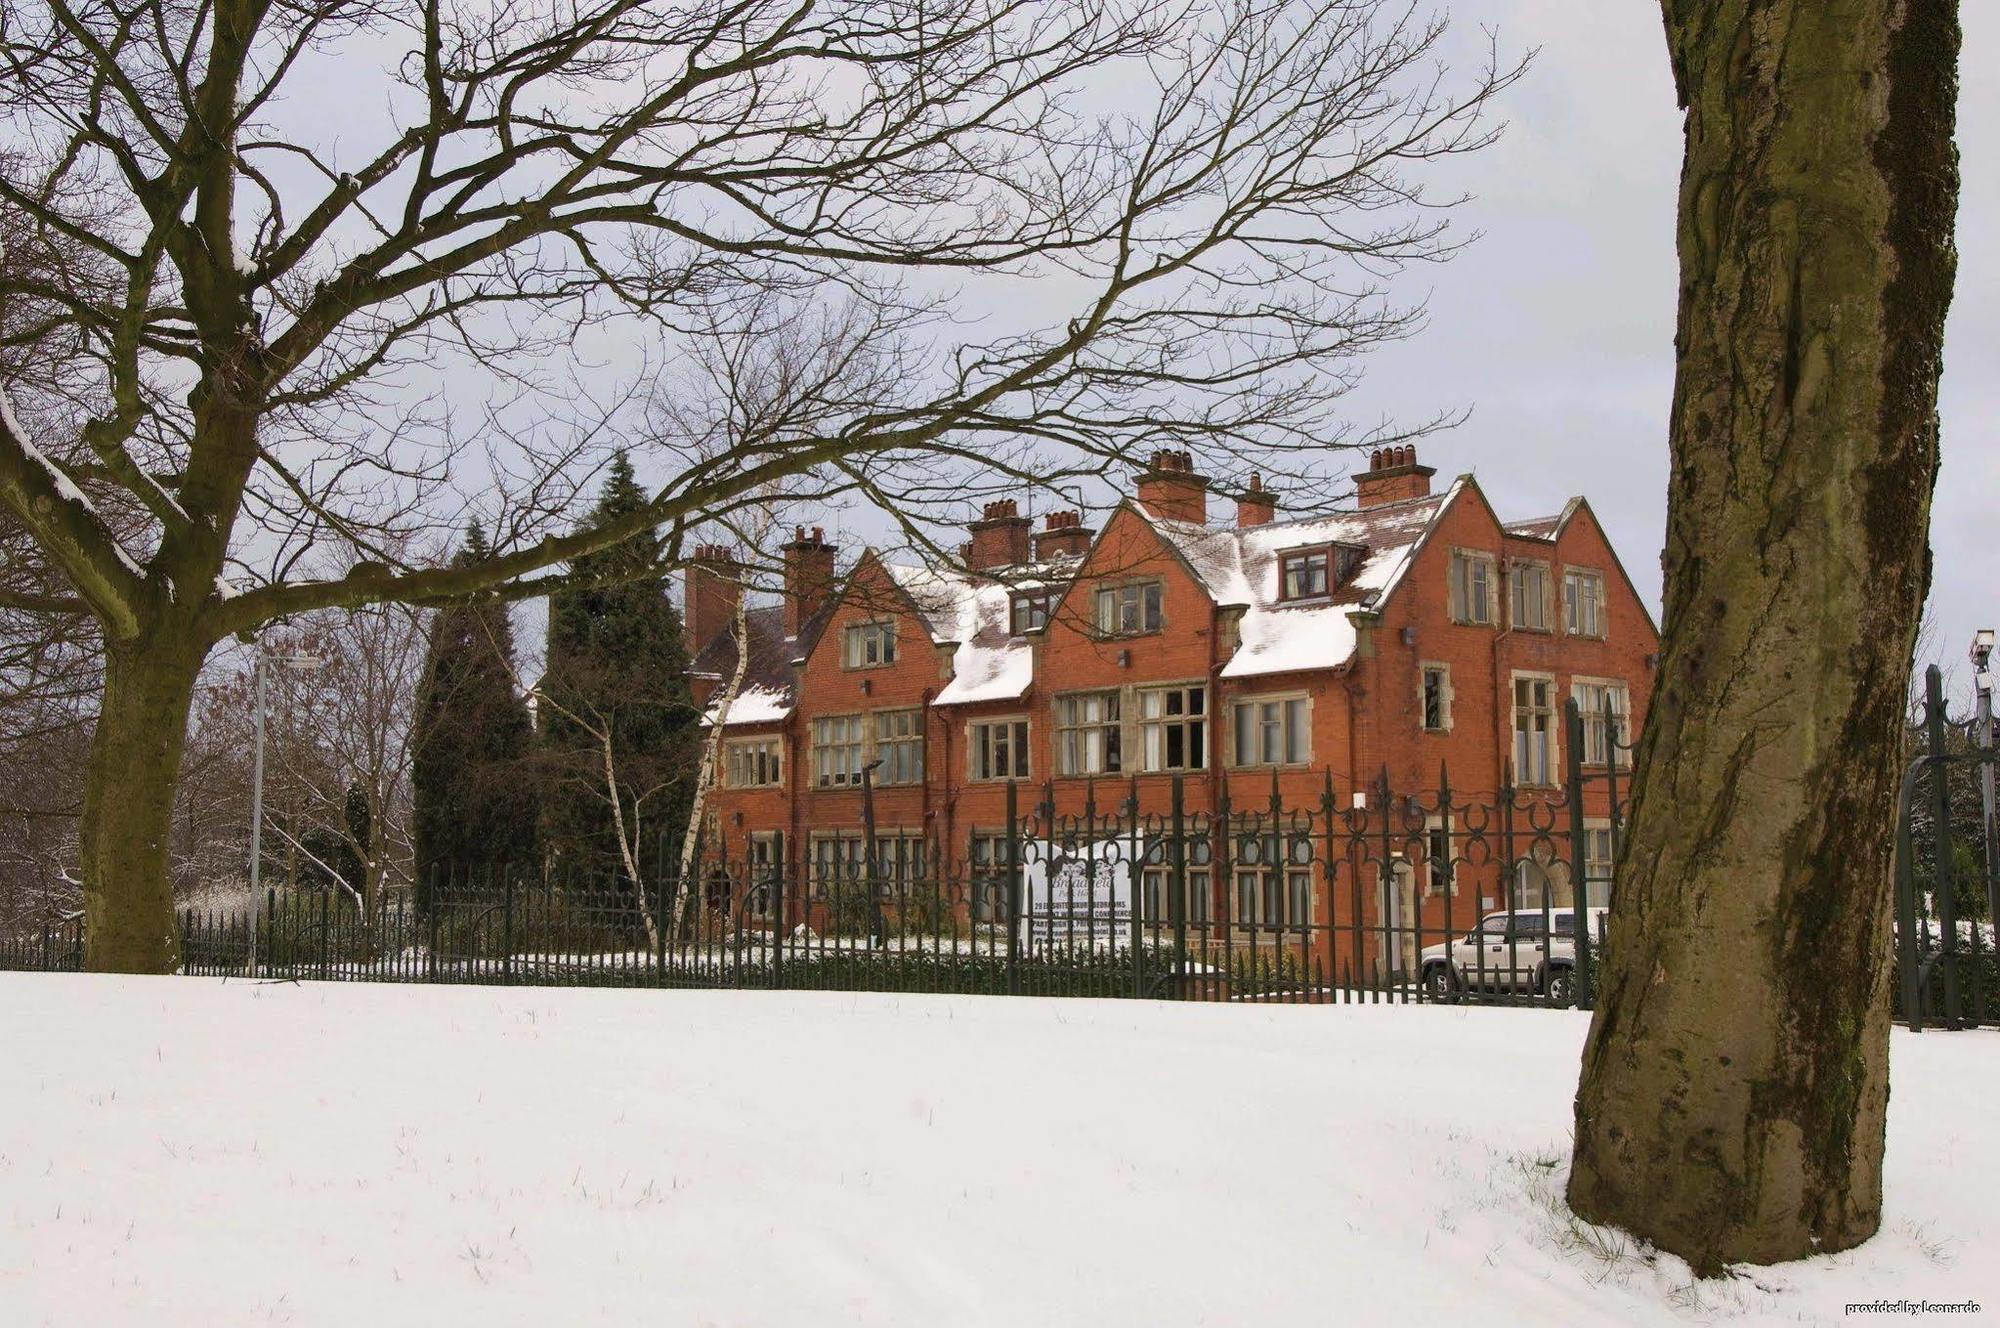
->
[967,499,1033,570]
[781,525,836,638]
[1235,474,1278,528]
[1353,445,1436,509]
[684,543,741,650]
[1134,449,1208,524]
[1033,509,1092,561]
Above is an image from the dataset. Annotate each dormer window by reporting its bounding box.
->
[1279,543,1364,601]
[1281,549,1329,600]
[1010,592,1049,635]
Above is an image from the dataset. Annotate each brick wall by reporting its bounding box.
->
[703,479,1659,937]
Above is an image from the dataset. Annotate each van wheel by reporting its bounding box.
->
[1423,964,1459,1004]
[1542,966,1575,1008]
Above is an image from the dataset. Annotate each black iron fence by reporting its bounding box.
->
[1895,665,2000,1030]
[6,701,1640,1009]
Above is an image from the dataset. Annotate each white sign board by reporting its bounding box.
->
[1018,838,1135,951]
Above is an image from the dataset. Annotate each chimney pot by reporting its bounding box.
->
[781,526,837,637]
[1033,508,1092,560]
[967,497,1033,569]
[1235,476,1279,528]
[685,544,744,651]
[1135,452,1210,524]
[1353,445,1435,509]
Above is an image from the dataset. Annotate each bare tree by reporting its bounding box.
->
[271,603,426,917]
[0,0,1517,971]
[1568,1,1959,1272]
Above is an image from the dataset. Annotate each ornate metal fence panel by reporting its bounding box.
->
[6,700,1674,1013]
[1895,664,2000,1030]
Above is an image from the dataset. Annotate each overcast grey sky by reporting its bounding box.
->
[1335,2,1996,699]
[486,4,1992,694]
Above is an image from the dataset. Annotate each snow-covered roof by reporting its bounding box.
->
[694,602,821,729]
[885,558,1077,707]
[1142,481,1461,680]
[1504,498,1582,542]
[703,684,794,728]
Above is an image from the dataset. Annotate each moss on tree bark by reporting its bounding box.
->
[1567,0,1959,1273]
[80,638,205,974]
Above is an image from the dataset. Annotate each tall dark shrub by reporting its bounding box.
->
[411,527,538,907]
[540,454,697,883]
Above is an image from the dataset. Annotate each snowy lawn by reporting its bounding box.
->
[1,976,1993,1327]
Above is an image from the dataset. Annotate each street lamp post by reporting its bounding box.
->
[860,757,884,949]
[246,646,322,973]
[1972,630,1998,933]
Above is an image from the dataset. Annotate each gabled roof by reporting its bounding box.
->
[694,601,825,728]
[1138,480,1463,679]
[699,473,1635,721]
[700,552,1080,726]
[1503,497,1583,542]
[884,556,1078,707]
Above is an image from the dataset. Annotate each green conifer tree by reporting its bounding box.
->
[539,454,697,886]
[411,526,538,909]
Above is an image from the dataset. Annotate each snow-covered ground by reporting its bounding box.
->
[1,976,1992,1327]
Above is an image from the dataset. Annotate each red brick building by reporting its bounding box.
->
[687,447,1657,952]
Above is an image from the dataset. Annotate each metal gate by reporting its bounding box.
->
[1894,664,2000,1029]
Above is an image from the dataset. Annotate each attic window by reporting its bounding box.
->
[1010,593,1049,635]
[1280,549,1328,599]
[1278,543,1364,601]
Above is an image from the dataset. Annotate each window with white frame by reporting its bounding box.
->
[1055,690,1122,775]
[1512,676,1556,786]
[1425,820,1453,897]
[1510,842,1571,911]
[1231,830,1313,928]
[1420,663,1452,733]
[1010,593,1049,635]
[1582,824,1616,905]
[1510,560,1552,631]
[1141,836,1212,924]
[969,718,1030,781]
[1139,685,1206,771]
[1564,569,1606,638]
[842,620,897,668]
[812,714,865,787]
[873,834,927,887]
[872,709,923,785]
[1094,582,1163,636]
[725,737,783,788]
[809,832,925,895]
[969,832,1016,922]
[1231,695,1310,767]
[809,834,865,886]
[1573,680,1631,767]
[1448,550,1497,626]
[746,832,782,914]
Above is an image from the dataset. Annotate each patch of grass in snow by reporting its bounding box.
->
[1894,1218,1956,1268]
[1511,1150,1649,1281]
[1501,1147,1746,1315]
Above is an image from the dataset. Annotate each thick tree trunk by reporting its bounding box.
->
[79,637,205,974]
[1568,1,1958,1273]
